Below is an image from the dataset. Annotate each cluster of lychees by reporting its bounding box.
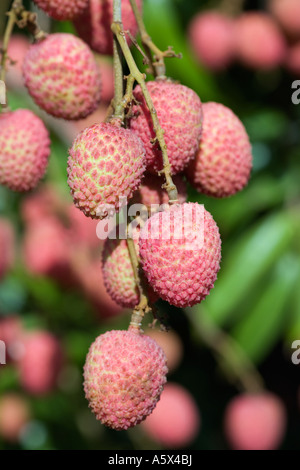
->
[0,0,289,449]
[189,0,300,74]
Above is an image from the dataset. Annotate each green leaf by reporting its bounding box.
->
[232,253,300,363]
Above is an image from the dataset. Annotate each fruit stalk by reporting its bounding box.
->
[112,0,124,120]
[111,20,178,202]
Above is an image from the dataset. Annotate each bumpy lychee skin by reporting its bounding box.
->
[224,393,287,450]
[0,394,30,442]
[141,383,200,447]
[19,331,63,395]
[83,329,168,430]
[188,11,235,71]
[234,13,286,70]
[139,203,221,308]
[269,0,300,38]
[67,123,146,219]
[33,0,89,21]
[23,33,101,120]
[74,0,142,55]
[186,102,252,198]
[0,218,15,279]
[129,81,203,175]
[132,174,187,209]
[0,109,50,192]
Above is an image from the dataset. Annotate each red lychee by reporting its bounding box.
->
[0,218,15,280]
[0,316,24,362]
[141,383,200,447]
[83,329,168,430]
[145,328,183,373]
[0,394,30,442]
[269,0,300,38]
[129,80,203,175]
[224,393,287,450]
[234,13,286,69]
[286,42,300,75]
[132,174,187,209]
[1,34,30,89]
[67,122,146,219]
[188,11,235,71]
[139,203,221,308]
[33,0,89,21]
[186,102,252,198]
[23,33,101,120]
[74,0,142,55]
[0,109,50,192]
[19,330,63,395]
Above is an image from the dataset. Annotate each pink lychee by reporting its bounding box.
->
[286,42,300,75]
[139,203,221,308]
[19,330,63,395]
[23,33,101,120]
[234,13,286,70]
[67,122,146,219]
[186,102,252,198]
[0,109,50,192]
[83,329,168,430]
[129,80,202,175]
[145,328,183,373]
[269,0,300,38]
[224,393,287,450]
[1,34,30,89]
[0,218,15,279]
[188,11,235,71]
[132,174,187,209]
[0,394,30,442]
[33,0,89,21]
[141,383,200,447]
[74,0,142,55]
[0,316,24,362]
[96,57,114,103]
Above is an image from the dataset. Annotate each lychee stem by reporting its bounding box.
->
[186,307,264,394]
[111,21,178,203]
[111,0,124,121]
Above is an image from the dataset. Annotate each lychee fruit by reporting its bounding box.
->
[145,328,183,373]
[132,174,187,209]
[186,102,252,198]
[141,383,200,448]
[23,33,101,120]
[67,122,146,219]
[0,109,50,192]
[33,0,89,21]
[286,42,300,75]
[234,13,286,70]
[188,11,235,71]
[224,393,287,450]
[129,80,203,175]
[1,34,30,89]
[0,218,15,279]
[269,0,300,38]
[96,57,114,103]
[0,316,24,362]
[83,329,168,430]
[74,0,142,55]
[0,394,30,442]
[19,330,63,395]
[139,202,221,308]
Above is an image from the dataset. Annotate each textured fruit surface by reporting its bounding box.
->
[234,13,286,69]
[132,174,187,209]
[139,203,221,308]
[19,331,63,395]
[23,33,101,120]
[224,393,287,450]
[188,11,235,70]
[129,81,202,175]
[141,383,200,447]
[269,0,300,38]
[67,123,146,219]
[145,329,183,372]
[83,329,168,430]
[0,218,15,279]
[186,102,252,198]
[0,109,50,192]
[74,0,142,55]
[0,394,30,442]
[286,42,300,75]
[34,0,89,20]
